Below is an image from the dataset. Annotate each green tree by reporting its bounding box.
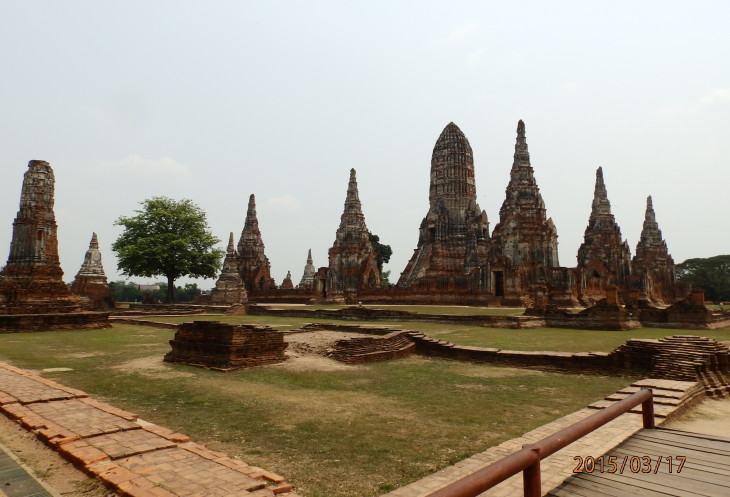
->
[368,232,392,273]
[676,255,730,302]
[112,197,223,303]
[109,281,143,302]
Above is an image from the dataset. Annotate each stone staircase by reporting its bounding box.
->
[588,378,706,419]
[327,331,415,364]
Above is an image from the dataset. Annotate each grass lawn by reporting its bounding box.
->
[149,314,730,353]
[0,323,632,497]
[262,304,527,316]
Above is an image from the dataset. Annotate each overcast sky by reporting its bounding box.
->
[1,1,728,289]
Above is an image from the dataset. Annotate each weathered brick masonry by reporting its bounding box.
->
[164,321,288,371]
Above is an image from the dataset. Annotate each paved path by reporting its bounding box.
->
[382,378,703,497]
[0,361,300,497]
[0,440,60,497]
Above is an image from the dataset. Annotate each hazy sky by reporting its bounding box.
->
[1,1,728,289]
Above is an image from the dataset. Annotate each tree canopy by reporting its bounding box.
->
[112,197,223,303]
[368,232,392,273]
[676,255,730,302]
[109,281,202,303]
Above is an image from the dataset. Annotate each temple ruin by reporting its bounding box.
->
[237,194,276,293]
[70,232,115,310]
[397,122,490,299]
[0,160,80,314]
[0,160,109,331]
[217,120,681,308]
[207,233,247,305]
[576,167,633,302]
[323,169,381,303]
[298,249,316,290]
[631,196,677,305]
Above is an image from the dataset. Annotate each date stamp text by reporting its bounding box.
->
[573,455,686,474]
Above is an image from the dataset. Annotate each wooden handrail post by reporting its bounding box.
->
[522,445,541,497]
[641,387,655,429]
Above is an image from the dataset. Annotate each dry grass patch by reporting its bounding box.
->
[0,324,633,497]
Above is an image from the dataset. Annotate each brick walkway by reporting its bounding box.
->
[383,378,703,497]
[0,361,300,497]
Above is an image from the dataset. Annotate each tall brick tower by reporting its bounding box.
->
[632,196,676,304]
[490,120,559,269]
[577,167,632,299]
[397,122,489,290]
[326,168,380,302]
[237,194,276,292]
[0,160,80,313]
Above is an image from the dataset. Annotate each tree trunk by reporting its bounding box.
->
[166,275,176,303]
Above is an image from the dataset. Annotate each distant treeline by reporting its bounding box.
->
[109,281,203,303]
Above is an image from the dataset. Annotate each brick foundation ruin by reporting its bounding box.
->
[164,321,288,371]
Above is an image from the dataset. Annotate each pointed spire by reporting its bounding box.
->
[298,248,316,289]
[633,196,674,303]
[327,168,381,296]
[244,194,259,231]
[591,167,612,217]
[644,196,656,224]
[491,120,558,268]
[237,193,276,291]
[75,233,107,277]
[339,168,366,221]
[208,231,247,304]
[577,167,631,282]
[512,119,530,168]
[346,168,360,205]
[637,195,663,246]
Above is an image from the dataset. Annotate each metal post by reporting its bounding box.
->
[522,445,541,497]
[641,387,655,429]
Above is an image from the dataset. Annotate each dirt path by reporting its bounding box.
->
[0,414,116,496]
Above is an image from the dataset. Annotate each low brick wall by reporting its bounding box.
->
[118,303,231,315]
[406,332,628,375]
[110,318,179,330]
[328,331,416,364]
[0,312,111,332]
[249,305,544,329]
[164,321,288,371]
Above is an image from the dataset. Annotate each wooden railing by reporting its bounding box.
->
[425,388,655,497]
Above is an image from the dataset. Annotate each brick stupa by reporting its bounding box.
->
[577,167,632,301]
[397,123,490,290]
[208,233,247,304]
[0,160,80,313]
[280,271,294,289]
[490,120,559,268]
[326,168,381,302]
[237,194,276,293]
[632,196,676,305]
[0,160,109,331]
[298,249,316,290]
[70,232,115,310]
